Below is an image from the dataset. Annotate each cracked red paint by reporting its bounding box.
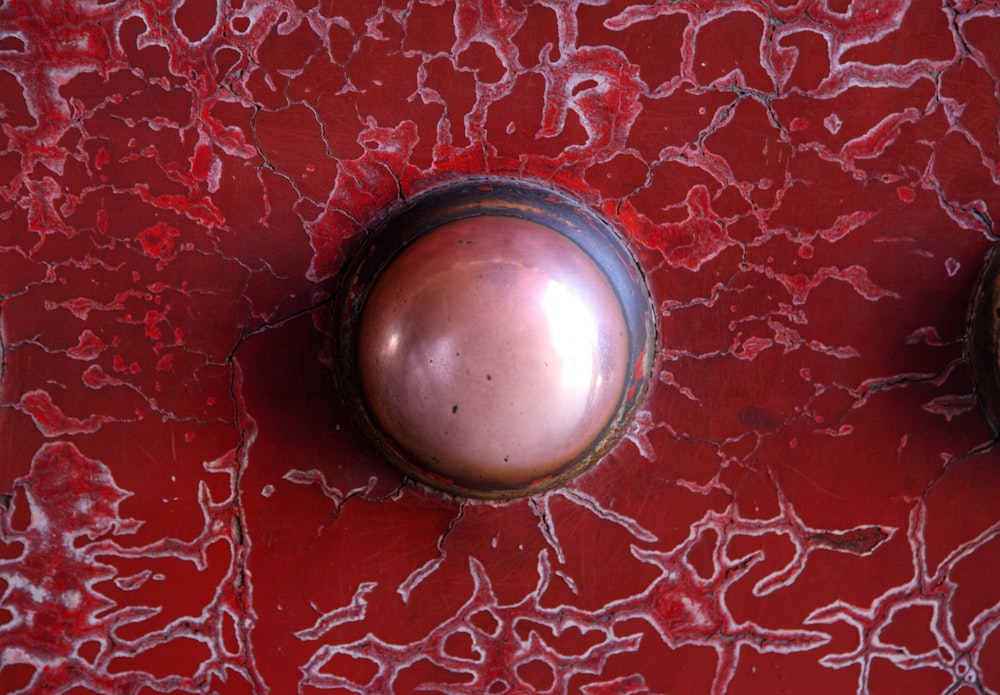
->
[2,0,1000,693]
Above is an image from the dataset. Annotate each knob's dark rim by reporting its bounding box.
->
[333,178,657,500]
[968,245,1000,434]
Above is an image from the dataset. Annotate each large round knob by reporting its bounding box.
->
[335,180,655,498]
[969,246,1000,431]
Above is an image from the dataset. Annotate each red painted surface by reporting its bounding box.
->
[2,1,1000,693]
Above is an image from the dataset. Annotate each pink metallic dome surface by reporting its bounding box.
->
[357,215,629,490]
